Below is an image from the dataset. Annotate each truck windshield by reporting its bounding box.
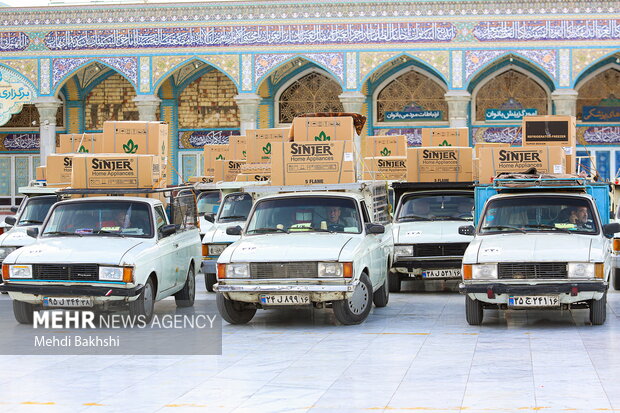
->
[218,193,253,222]
[246,197,361,234]
[397,194,474,222]
[42,201,153,238]
[480,196,598,234]
[197,191,221,214]
[17,196,56,226]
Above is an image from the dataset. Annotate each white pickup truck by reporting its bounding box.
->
[460,176,618,325]
[390,182,474,292]
[215,182,394,325]
[0,189,201,324]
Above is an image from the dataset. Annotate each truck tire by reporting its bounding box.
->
[590,293,607,325]
[216,293,256,324]
[388,272,401,293]
[465,296,484,326]
[373,272,389,308]
[129,277,155,324]
[333,273,373,325]
[614,269,620,291]
[13,300,35,324]
[175,267,196,308]
[205,273,217,292]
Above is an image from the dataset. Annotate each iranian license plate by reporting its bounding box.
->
[508,295,560,307]
[43,297,93,308]
[422,269,461,278]
[259,294,310,305]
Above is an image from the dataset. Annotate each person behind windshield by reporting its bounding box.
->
[409,199,432,218]
[101,210,127,228]
[326,206,345,231]
[457,200,474,218]
[569,206,591,229]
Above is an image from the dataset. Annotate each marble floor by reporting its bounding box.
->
[0,278,619,412]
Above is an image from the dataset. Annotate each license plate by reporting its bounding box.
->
[508,295,560,307]
[422,269,461,278]
[259,294,310,305]
[43,297,93,308]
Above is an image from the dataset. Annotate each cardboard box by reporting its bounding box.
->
[35,166,46,181]
[229,135,246,160]
[214,159,246,182]
[473,142,510,157]
[102,121,169,158]
[203,145,229,176]
[365,135,407,157]
[522,115,576,173]
[71,154,160,189]
[240,163,271,174]
[406,147,473,183]
[362,157,407,181]
[188,176,214,184]
[421,128,469,147]
[478,146,566,184]
[246,128,290,164]
[290,117,356,141]
[472,158,479,182]
[46,154,74,185]
[236,173,271,182]
[270,141,356,186]
[57,133,104,153]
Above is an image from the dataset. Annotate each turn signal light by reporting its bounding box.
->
[613,239,620,252]
[122,267,134,283]
[2,264,8,280]
[217,263,226,279]
[595,263,604,279]
[343,262,353,278]
[202,244,209,258]
[463,264,472,280]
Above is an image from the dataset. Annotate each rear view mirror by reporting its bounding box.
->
[603,222,620,238]
[204,213,215,223]
[160,224,176,238]
[26,227,39,238]
[9,206,18,213]
[366,223,385,234]
[4,216,16,227]
[226,226,242,236]
[459,225,475,236]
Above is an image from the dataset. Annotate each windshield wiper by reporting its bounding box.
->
[434,216,472,221]
[97,229,125,237]
[44,231,82,237]
[524,224,572,234]
[398,215,431,222]
[246,227,288,234]
[219,215,247,221]
[18,219,43,224]
[481,225,526,234]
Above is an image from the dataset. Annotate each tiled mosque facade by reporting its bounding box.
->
[0,0,617,204]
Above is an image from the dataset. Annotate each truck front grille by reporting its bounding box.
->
[414,243,469,257]
[498,262,568,279]
[250,262,318,279]
[32,264,100,282]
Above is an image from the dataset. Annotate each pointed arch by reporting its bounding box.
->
[573,51,620,89]
[52,58,138,97]
[152,57,240,94]
[361,52,449,89]
[254,54,344,93]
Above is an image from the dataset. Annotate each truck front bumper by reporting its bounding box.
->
[215,281,359,304]
[392,258,462,278]
[0,282,144,304]
[460,281,607,305]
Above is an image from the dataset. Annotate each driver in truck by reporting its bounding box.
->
[570,206,590,228]
[326,206,345,231]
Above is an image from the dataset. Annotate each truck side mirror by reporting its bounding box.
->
[9,206,18,213]
[26,227,39,238]
[160,224,176,238]
[4,216,16,227]
[603,222,620,238]
[226,226,242,236]
[458,225,475,236]
[204,213,215,223]
[366,223,385,234]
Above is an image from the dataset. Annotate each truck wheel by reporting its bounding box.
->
[216,293,256,324]
[373,273,389,308]
[614,269,620,291]
[13,300,35,324]
[333,273,373,325]
[129,277,155,323]
[465,296,484,326]
[175,267,196,308]
[388,272,401,293]
[205,273,217,292]
[590,293,607,325]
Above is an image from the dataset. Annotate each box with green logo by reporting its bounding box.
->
[203,145,229,176]
[229,135,246,160]
[407,147,473,183]
[362,156,407,180]
[57,133,104,154]
[71,154,159,189]
[46,154,74,186]
[291,117,355,141]
[421,128,469,147]
[364,135,407,157]
[102,121,169,159]
[214,159,246,182]
[246,128,290,163]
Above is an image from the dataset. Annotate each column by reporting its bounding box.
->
[133,95,161,121]
[551,89,578,116]
[339,91,366,180]
[234,93,261,134]
[34,97,63,165]
[444,90,471,128]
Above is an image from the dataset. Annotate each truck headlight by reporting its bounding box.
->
[394,245,413,257]
[99,266,123,282]
[226,263,249,278]
[9,264,32,279]
[206,244,227,256]
[472,264,498,280]
[0,247,17,260]
[318,262,343,277]
[567,263,596,279]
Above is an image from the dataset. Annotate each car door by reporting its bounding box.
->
[154,205,178,294]
[360,200,384,287]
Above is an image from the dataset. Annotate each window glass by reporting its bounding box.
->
[397,194,474,222]
[17,196,56,226]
